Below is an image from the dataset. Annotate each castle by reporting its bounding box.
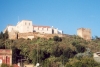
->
[77,28,91,40]
[3,20,92,40]
[4,20,63,39]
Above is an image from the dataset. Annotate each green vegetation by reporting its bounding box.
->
[65,57,100,67]
[0,31,100,67]
[0,31,8,40]
[1,63,13,67]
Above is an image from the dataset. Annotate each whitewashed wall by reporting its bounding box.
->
[16,20,33,33]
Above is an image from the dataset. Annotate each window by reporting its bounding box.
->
[25,22,26,25]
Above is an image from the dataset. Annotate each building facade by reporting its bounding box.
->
[16,20,33,33]
[33,25,63,34]
[0,49,12,65]
[33,25,53,34]
[77,28,91,40]
[4,20,63,39]
[4,20,33,33]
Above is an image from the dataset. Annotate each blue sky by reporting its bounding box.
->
[0,0,100,37]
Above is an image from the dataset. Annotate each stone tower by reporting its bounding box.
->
[77,28,91,40]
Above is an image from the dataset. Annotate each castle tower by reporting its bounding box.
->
[77,28,91,40]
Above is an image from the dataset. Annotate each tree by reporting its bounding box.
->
[52,45,63,57]
[72,42,86,53]
[0,31,4,39]
[12,46,21,64]
[75,45,86,53]
[32,49,37,64]
[53,36,62,42]
[65,57,100,67]
[3,30,9,39]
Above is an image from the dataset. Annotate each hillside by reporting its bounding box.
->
[0,32,100,67]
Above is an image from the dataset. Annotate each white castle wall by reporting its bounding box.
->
[4,20,63,39]
[34,26,53,34]
[16,20,33,33]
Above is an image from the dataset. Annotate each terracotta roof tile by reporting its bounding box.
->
[33,25,51,28]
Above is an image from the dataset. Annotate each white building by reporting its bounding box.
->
[4,20,63,34]
[33,25,53,34]
[33,25,63,34]
[4,25,16,33]
[16,20,33,33]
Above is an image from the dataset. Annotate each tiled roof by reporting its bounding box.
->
[33,25,51,28]
[0,49,12,55]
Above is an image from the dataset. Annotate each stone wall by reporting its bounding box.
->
[18,32,63,39]
[9,32,63,40]
[77,28,91,40]
[8,31,17,39]
[18,33,35,39]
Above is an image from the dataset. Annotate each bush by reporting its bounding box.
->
[53,36,62,42]
[1,63,9,67]
[65,57,100,67]
[75,45,86,53]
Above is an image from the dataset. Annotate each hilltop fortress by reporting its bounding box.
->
[3,20,91,40]
[4,20,63,39]
[77,28,91,40]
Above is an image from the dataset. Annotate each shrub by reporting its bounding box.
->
[53,36,62,42]
[75,45,86,53]
[1,63,9,67]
